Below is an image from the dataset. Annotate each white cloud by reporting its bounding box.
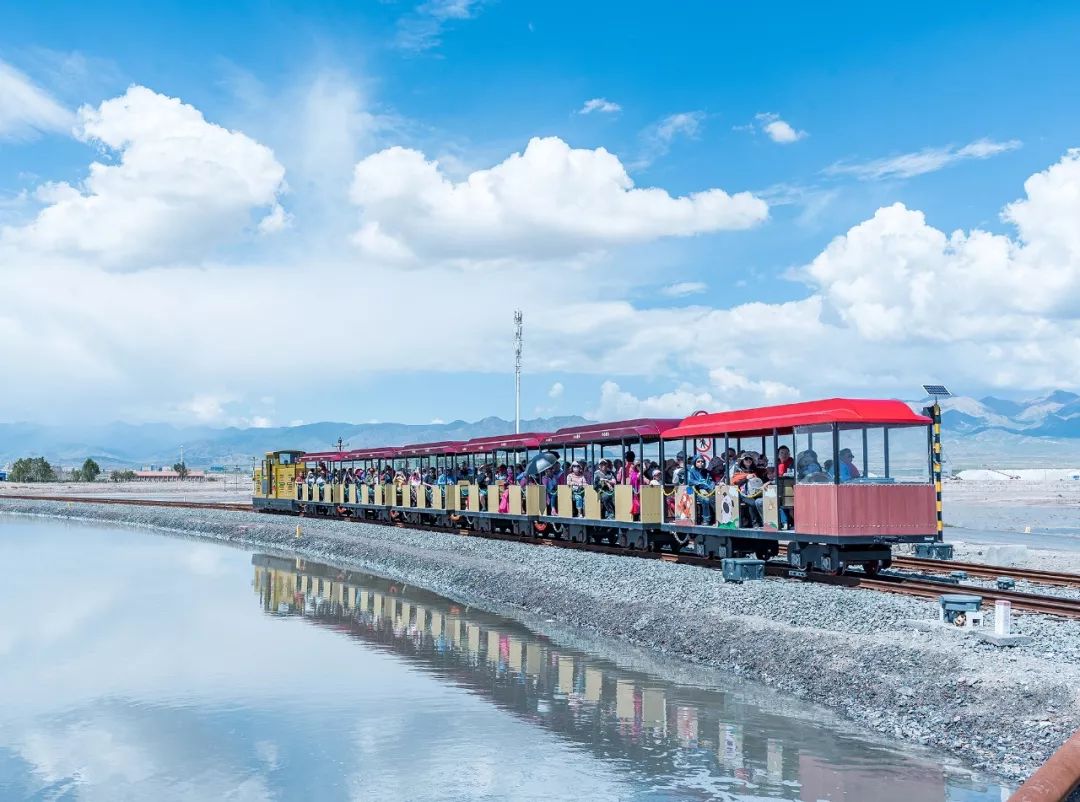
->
[548,382,564,399]
[633,111,705,167]
[588,381,722,419]
[578,98,621,115]
[395,0,483,52]
[755,112,806,144]
[0,86,286,268]
[661,281,706,297]
[257,203,292,234]
[0,60,73,140]
[350,135,767,262]
[825,138,1021,181]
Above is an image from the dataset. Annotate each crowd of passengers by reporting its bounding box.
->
[296,443,861,530]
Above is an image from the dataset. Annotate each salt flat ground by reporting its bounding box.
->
[1,476,1077,567]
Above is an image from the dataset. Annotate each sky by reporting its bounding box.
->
[1,1,1079,428]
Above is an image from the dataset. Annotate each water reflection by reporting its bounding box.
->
[252,554,1005,801]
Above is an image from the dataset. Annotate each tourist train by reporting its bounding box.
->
[253,398,944,574]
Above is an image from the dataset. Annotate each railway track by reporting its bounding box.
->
[5,493,1080,618]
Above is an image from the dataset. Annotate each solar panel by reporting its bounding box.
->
[922,384,952,397]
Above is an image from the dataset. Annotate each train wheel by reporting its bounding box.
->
[863,560,881,576]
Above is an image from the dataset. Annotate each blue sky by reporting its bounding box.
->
[2,1,1079,427]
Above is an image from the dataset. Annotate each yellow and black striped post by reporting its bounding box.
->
[931,402,943,540]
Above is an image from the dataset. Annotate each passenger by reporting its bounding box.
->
[669,452,687,485]
[628,458,642,518]
[822,459,834,478]
[648,468,663,486]
[688,455,715,525]
[796,450,826,482]
[543,467,559,514]
[566,461,587,516]
[776,445,794,476]
[478,467,491,510]
[593,458,617,519]
[617,451,636,484]
[838,448,861,481]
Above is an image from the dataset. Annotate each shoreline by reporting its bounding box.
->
[3,497,1077,786]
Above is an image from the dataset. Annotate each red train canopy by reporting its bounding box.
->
[395,440,466,457]
[663,398,930,440]
[459,433,549,454]
[542,418,681,447]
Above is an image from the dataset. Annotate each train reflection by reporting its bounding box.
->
[251,554,1000,801]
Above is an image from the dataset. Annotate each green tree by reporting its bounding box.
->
[9,456,57,482]
[110,469,137,482]
[79,458,101,482]
[173,462,189,479]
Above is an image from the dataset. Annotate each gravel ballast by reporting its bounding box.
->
[3,497,1078,785]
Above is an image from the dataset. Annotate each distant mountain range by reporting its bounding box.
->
[0,416,588,469]
[934,390,1080,438]
[1,390,1077,471]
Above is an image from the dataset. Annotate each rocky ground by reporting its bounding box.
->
[2,497,1077,787]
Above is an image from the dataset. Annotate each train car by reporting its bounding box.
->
[456,433,550,532]
[661,399,940,573]
[534,418,680,547]
[251,396,943,574]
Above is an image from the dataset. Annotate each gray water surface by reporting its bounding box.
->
[0,516,1008,801]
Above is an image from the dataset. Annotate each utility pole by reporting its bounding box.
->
[513,310,523,434]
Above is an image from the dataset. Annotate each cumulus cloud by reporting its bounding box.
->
[825,138,1021,181]
[350,136,767,262]
[0,86,287,268]
[0,60,73,140]
[548,381,564,399]
[755,112,806,144]
[661,281,706,297]
[578,98,621,115]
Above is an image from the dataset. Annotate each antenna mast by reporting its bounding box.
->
[513,310,523,434]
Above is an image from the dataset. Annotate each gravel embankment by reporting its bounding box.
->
[3,497,1078,785]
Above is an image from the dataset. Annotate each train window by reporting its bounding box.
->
[279,453,293,465]
[884,425,931,483]
[793,424,833,483]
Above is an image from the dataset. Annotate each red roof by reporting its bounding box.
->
[459,432,549,454]
[300,450,350,462]
[344,447,400,460]
[662,398,931,439]
[394,440,466,457]
[542,418,682,447]
[302,447,398,462]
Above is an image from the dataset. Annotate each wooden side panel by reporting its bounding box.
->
[836,484,936,536]
[614,486,633,522]
[793,484,839,535]
[794,483,936,536]
[431,485,445,509]
[468,484,480,512]
[415,485,427,509]
[556,486,572,517]
[584,487,600,520]
[508,485,522,515]
[640,486,662,524]
[525,485,543,515]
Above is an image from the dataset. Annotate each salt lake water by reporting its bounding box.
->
[0,515,1009,800]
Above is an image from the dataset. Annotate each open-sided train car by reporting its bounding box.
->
[252,397,942,573]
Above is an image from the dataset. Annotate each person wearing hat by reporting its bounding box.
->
[688,454,716,525]
[567,460,587,516]
[593,458,617,519]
